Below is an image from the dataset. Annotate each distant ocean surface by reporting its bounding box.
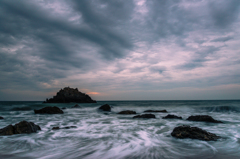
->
[0,100,240,159]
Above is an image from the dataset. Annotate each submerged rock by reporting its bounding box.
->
[187,115,222,123]
[11,107,32,111]
[99,104,111,111]
[34,106,64,114]
[71,104,81,108]
[133,114,156,119]
[0,121,41,136]
[171,125,220,141]
[144,110,167,113]
[62,107,66,110]
[163,114,182,119]
[118,110,136,114]
[52,126,77,130]
[44,87,96,103]
[0,116,4,119]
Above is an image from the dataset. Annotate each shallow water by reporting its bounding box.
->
[0,100,240,159]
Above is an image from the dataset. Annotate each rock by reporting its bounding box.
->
[144,110,167,113]
[99,104,111,111]
[171,125,220,141]
[43,87,96,103]
[163,114,182,119]
[34,106,64,114]
[0,121,41,136]
[71,104,81,108]
[11,107,32,111]
[62,107,66,110]
[133,114,156,119]
[186,115,222,123]
[52,126,77,130]
[0,116,4,119]
[118,110,136,114]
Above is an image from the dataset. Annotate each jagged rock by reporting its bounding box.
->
[144,110,167,113]
[44,87,96,103]
[163,114,182,119]
[187,115,222,123]
[52,126,77,130]
[0,121,41,136]
[118,110,136,114]
[71,104,81,108]
[34,106,64,114]
[99,104,111,111]
[0,116,4,119]
[171,125,220,141]
[133,114,156,119]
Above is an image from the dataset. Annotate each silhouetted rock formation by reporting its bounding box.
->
[144,110,167,113]
[171,125,220,141]
[0,121,41,136]
[99,104,111,111]
[52,126,77,130]
[133,114,156,119]
[187,115,222,123]
[71,104,81,108]
[44,87,96,103]
[0,116,3,119]
[163,114,182,119]
[118,110,136,114]
[34,106,64,114]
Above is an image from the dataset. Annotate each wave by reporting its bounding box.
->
[10,106,32,111]
[200,106,240,112]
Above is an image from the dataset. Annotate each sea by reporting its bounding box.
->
[0,100,240,159]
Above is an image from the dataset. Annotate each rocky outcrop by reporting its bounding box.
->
[133,114,156,119]
[44,87,96,103]
[0,121,41,135]
[171,125,220,141]
[99,104,111,111]
[52,126,77,130]
[118,110,136,114]
[144,110,167,113]
[163,114,182,119]
[187,115,222,123]
[0,116,4,119]
[34,106,64,114]
[71,104,81,108]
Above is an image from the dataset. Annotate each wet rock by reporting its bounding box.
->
[52,126,77,130]
[0,116,4,119]
[133,114,156,119]
[44,87,96,103]
[34,106,64,114]
[144,110,167,113]
[71,104,81,108]
[99,104,111,111]
[171,125,220,141]
[186,115,222,123]
[62,107,66,110]
[118,110,136,114]
[163,114,182,119]
[0,121,41,136]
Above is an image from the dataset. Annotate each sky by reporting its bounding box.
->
[0,0,240,101]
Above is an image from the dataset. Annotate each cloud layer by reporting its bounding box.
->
[0,0,240,100]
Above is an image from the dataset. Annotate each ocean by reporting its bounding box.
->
[0,100,240,159]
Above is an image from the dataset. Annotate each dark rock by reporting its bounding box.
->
[133,114,156,119]
[11,106,32,111]
[144,110,167,113]
[43,87,96,103]
[62,107,66,110]
[34,106,64,114]
[186,115,222,123]
[99,104,111,111]
[0,121,41,136]
[71,104,81,108]
[163,114,182,119]
[52,126,77,130]
[0,116,4,119]
[171,125,220,141]
[118,110,136,114]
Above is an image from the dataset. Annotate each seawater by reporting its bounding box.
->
[0,100,240,159]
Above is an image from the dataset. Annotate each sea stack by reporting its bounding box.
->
[44,87,96,103]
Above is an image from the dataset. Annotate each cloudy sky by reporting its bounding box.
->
[0,0,240,101]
